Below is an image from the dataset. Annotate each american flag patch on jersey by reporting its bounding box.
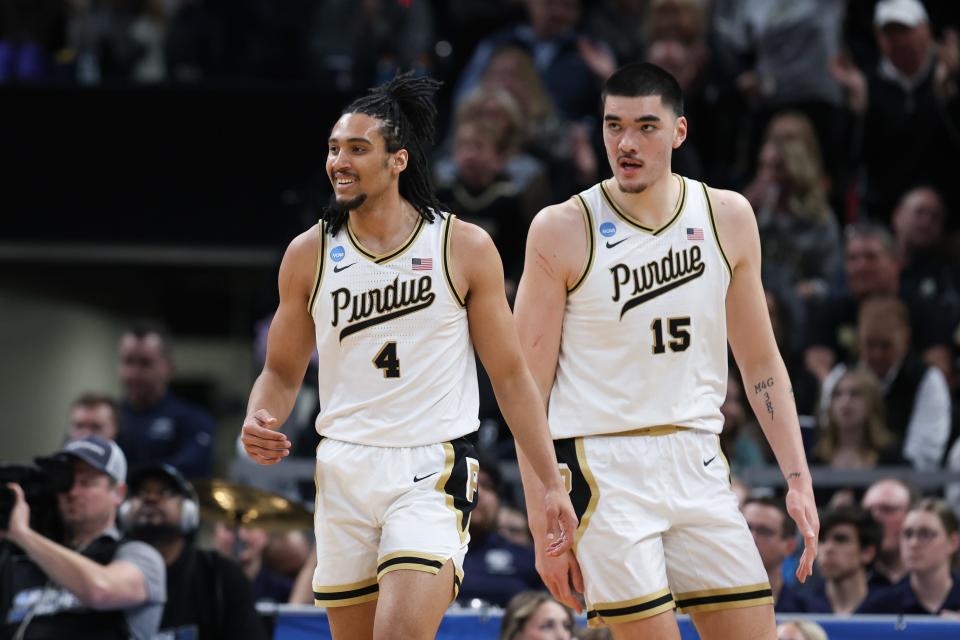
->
[412,257,433,270]
[686,227,704,241]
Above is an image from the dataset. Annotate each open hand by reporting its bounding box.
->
[786,483,819,583]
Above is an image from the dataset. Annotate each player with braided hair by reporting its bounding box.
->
[240,71,577,640]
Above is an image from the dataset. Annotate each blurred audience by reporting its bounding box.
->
[720,371,768,472]
[892,185,960,307]
[777,620,829,640]
[499,591,575,640]
[122,464,266,639]
[805,505,882,614]
[117,323,216,479]
[498,504,533,548]
[820,297,951,469]
[862,477,917,588]
[859,498,960,615]
[742,496,804,612]
[67,392,120,442]
[814,368,897,469]
[212,522,294,604]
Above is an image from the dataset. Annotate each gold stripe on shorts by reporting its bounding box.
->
[313,577,379,607]
[615,424,691,437]
[586,588,675,627]
[674,582,773,613]
[376,551,447,580]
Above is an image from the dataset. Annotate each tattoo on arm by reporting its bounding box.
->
[753,377,775,421]
[787,472,802,480]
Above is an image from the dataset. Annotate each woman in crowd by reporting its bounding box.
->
[500,591,575,640]
[815,368,896,469]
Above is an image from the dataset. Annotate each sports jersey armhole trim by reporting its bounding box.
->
[442,214,467,308]
[568,195,595,295]
[307,221,326,315]
[701,183,732,279]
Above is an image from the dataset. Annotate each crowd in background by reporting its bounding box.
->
[4,0,960,634]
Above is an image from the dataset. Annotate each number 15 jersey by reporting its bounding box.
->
[548,176,732,439]
[309,212,479,447]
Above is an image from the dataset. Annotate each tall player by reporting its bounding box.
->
[514,62,819,639]
[239,73,577,640]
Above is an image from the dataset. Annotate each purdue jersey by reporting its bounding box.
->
[548,175,732,439]
[309,212,479,447]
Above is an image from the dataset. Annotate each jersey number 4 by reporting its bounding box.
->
[373,342,401,378]
[651,317,691,354]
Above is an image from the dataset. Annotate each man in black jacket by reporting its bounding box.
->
[121,464,267,639]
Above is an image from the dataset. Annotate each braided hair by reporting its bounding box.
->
[323,71,444,235]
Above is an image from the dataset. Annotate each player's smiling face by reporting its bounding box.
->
[602,94,686,194]
[327,112,407,210]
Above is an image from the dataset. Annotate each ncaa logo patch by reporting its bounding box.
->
[330,246,345,262]
[599,222,617,238]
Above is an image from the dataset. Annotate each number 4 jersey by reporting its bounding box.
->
[548,175,731,439]
[309,212,479,447]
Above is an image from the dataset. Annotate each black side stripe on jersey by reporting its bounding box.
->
[701,182,732,278]
[338,299,435,342]
[553,437,599,545]
[442,213,466,307]
[308,221,326,315]
[568,194,596,295]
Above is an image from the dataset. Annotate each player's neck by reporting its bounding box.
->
[605,172,681,230]
[348,193,419,255]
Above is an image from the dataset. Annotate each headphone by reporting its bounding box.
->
[119,463,200,535]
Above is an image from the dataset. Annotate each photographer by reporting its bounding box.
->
[121,464,267,639]
[0,436,166,639]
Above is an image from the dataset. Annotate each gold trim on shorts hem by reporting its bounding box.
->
[313,577,379,608]
[586,588,675,627]
[674,582,773,613]
[376,551,447,580]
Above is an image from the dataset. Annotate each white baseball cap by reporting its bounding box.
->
[875,0,929,28]
[60,436,127,484]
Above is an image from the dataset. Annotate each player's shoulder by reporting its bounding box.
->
[528,196,587,243]
[702,185,756,228]
[448,215,497,256]
[283,222,322,267]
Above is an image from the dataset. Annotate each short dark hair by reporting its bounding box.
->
[820,505,882,554]
[602,62,684,117]
[70,392,121,437]
[744,495,797,539]
[123,320,174,358]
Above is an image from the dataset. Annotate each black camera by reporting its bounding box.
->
[0,455,75,540]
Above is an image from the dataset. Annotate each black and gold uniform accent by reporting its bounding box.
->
[599,174,686,236]
[307,221,327,315]
[440,212,465,307]
[346,216,426,264]
[437,435,479,545]
[553,437,599,546]
[674,583,773,613]
[568,195,596,294]
[586,588,675,627]
[375,551,465,599]
[313,577,380,608]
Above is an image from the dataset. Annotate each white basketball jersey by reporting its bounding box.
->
[548,176,732,439]
[309,212,479,447]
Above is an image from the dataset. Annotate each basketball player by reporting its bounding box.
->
[513,62,820,639]
[239,73,577,640]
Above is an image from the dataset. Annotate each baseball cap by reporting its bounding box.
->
[875,0,929,28]
[128,464,197,501]
[59,435,127,484]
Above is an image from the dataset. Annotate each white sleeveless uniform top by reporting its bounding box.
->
[548,175,732,439]
[309,212,479,447]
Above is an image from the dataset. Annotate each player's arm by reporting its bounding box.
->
[450,218,577,556]
[513,200,588,610]
[241,225,320,465]
[711,186,820,582]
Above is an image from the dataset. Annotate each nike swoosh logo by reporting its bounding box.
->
[413,472,439,483]
[703,455,717,467]
[606,237,631,249]
[333,262,356,273]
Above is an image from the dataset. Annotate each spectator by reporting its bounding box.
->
[459,461,543,607]
[814,368,897,469]
[583,0,649,66]
[212,523,293,604]
[67,392,121,442]
[744,112,842,302]
[0,436,165,639]
[820,297,951,469]
[892,185,960,306]
[742,497,805,612]
[862,477,916,588]
[121,464,266,639]
[859,498,960,614]
[499,591,575,640]
[804,505,882,614]
[454,0,613,121]
[804,222,954,382]
[499,504,533,547]
[831,0,960,224]
[435,117,530,283]
[117,323,216,478]
[776,620,828,640]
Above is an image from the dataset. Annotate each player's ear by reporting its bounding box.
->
[394,149,408,172]
[673,116,688,149]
